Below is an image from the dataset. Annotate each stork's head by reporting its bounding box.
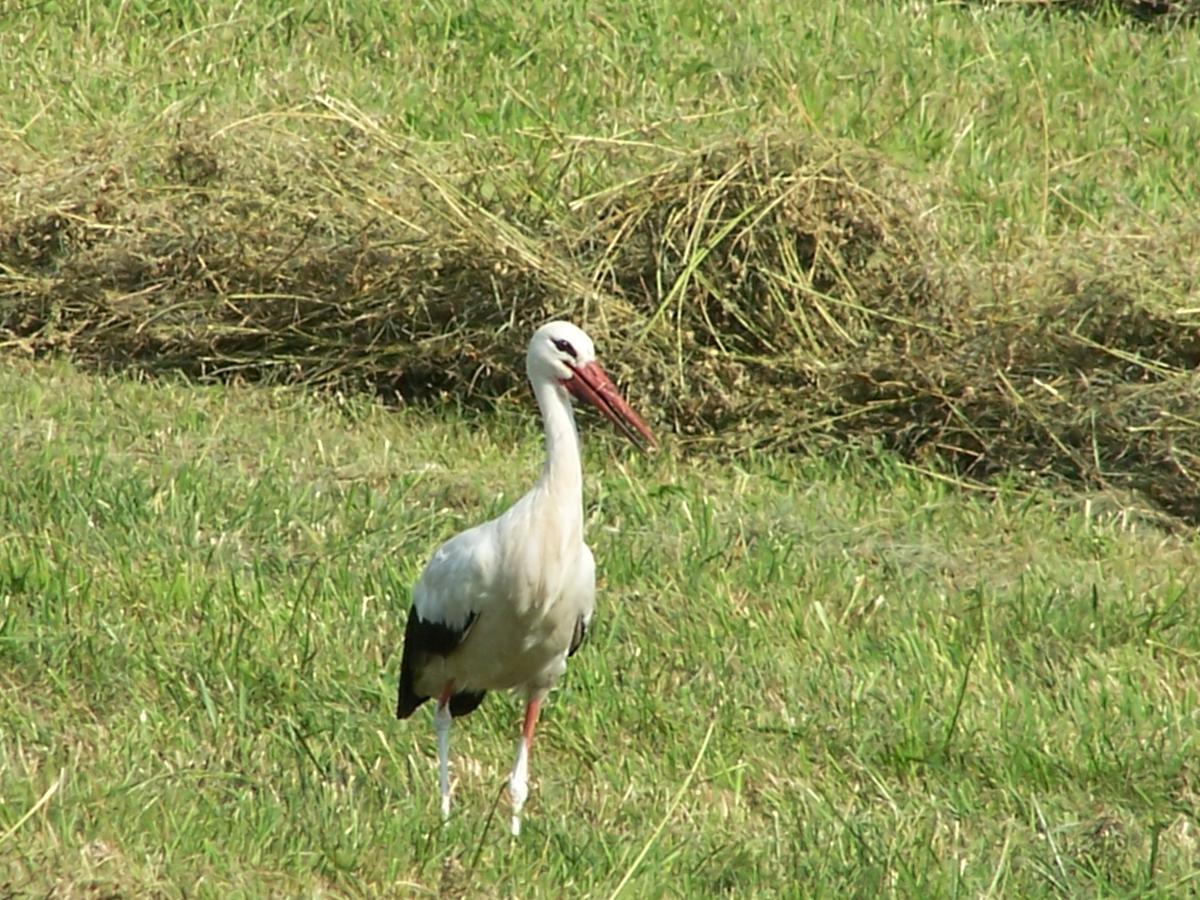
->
[527,321,657,452]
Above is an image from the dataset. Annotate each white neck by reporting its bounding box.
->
[531,374,583,537]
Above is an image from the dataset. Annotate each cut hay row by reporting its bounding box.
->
[968,0,1200,24]
[2,100,1197,522]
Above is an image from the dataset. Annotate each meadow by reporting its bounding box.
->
[2,1,1199,896]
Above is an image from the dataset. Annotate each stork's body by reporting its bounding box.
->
[396,322,655,836]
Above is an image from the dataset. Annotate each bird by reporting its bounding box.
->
[395,320,657,836]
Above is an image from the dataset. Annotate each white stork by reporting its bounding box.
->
[396,321,656,836]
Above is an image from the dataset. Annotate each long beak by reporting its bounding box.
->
[565,360,657,452]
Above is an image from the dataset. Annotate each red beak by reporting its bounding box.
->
[565,361,657,452]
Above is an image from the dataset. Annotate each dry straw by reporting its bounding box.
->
[2,101,1197,522]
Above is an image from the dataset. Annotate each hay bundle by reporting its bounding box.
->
[835,236,1200,522]
[2,116,1197,522]
[571,135,941,441]
[963,0,1199,24]
[0,125,598,403]
[1,125,937,424]
[579,137,935,356]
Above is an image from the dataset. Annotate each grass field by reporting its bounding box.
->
[5,1,1200,245]
[2,360,1197,897]
[3,1,1200,897]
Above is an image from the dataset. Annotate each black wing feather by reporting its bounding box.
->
[395,607,486,719]
[568,614,589,657]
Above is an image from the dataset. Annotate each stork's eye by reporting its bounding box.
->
[552,338,577,358]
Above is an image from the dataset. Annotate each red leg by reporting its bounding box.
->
[522,695,542,744]
[510,694,544,836]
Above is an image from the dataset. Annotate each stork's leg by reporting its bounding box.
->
[435,685,454,822]
[508,693,543,836]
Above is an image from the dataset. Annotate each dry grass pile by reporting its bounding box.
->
[0,116,593,402]
[967,0,1200,24]
[0,114,936,417]
[1,111,1197,521]
[570,136,942,441]
[839,236,1200,523]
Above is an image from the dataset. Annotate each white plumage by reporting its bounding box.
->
[396,321,656,836]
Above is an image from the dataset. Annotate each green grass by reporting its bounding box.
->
[1,360,1198,897]
[3,2,1200,896]
[3,1,1199,247]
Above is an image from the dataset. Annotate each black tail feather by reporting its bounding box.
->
[395,605,487,719]
[395,680,487,720]
[395,609,427,719]
[395,670,427,719]
[449,690,486,717]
